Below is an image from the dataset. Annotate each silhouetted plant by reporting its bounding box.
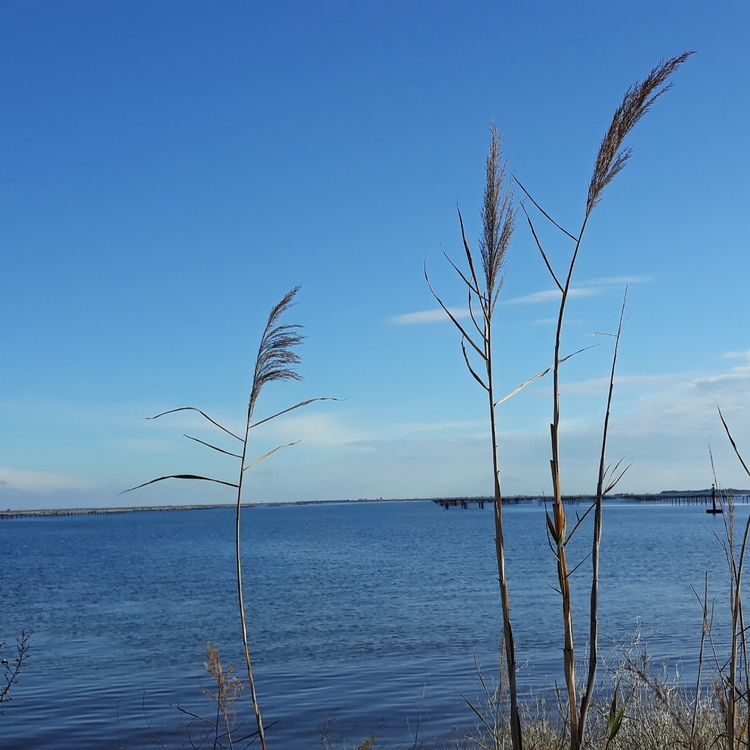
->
[713,409,750,749]
[518,52,693,750]
[432,52,693,750]
[427,123,522,750]
[126,287,334,749]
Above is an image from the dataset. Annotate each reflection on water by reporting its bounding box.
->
[0,500,743,748]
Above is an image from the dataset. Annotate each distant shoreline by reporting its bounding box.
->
[0,497,424,518]
[3,489,750,518]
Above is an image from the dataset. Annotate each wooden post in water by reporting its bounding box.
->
[706,484,724,514]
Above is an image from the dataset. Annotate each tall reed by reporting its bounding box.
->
[427,124,522,750]
[432,53,693,750]
[517,52,693,750]
[126,287,333,749]
[516,52,692,750]
[715,408,750,748]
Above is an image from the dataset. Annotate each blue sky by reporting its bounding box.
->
[2,1,749,509]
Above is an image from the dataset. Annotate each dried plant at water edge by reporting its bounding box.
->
[1,630,30,710]
[517,52,693,750]
[126,287,335,750]
[427,124,522,750]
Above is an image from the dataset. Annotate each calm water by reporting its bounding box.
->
[0,500,744,749]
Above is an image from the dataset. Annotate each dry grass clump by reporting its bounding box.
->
[463,663,728,750]
[177,643,248,750]
[202,643,244,745]
[609,680,720,750]
[0,630,30,710]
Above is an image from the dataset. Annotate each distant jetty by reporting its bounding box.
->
[3,490,749,519]
[0,504,238,519]
[433,489,750,510]
[0,498,424,519]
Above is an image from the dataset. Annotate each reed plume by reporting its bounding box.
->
[427,123,522,750]
[126,287,335,750]
[517,52,693,750]
[587,52,694,214]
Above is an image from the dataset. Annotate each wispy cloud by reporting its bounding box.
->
[504,287,602,304]
[389,277,649,324]
[724,349,750,361]
[504,276,649,306]
[388,306,469,325]
[0,466,96,493]
[557,372,687,396]
[247,411,376,448]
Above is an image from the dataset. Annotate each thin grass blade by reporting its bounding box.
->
[184,434,243,458]
[147,407,243,442]
[121,474,240,494]
[243,440,303,473]
[494,347,591,406]
[461,337,489,391]
[249,397,341,430]
[425,270,486,359]
[718,406,750,478]
[521,202,563,292]
[512,174,578,241]
[457,207,481,292]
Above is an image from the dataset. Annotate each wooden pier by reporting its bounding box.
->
[434,497,487,509]
[619,490,749,506]
[432,490,750,510]
[433,496,536,509]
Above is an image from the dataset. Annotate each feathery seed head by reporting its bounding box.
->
[586,51,694,214]
[249,287,305,414]
[480,123,515,311]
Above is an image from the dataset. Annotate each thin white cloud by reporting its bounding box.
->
[724,350,750,361]
[557,373,687,396]
[690,365,750,395]
[248,411,375,447]
[504,287,602,304]
[390,277,648,323]
[0,466,96,493]
[389,306,469,325]
[504,276,648,306]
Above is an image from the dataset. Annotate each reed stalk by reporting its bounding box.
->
[578,289,630,743]
[126,287,335,749]
[717,408,750,749]
[427,124,521,750]
[690,572,710,742]
[518,52,693,750]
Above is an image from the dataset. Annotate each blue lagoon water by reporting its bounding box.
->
[0,500,742,748]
